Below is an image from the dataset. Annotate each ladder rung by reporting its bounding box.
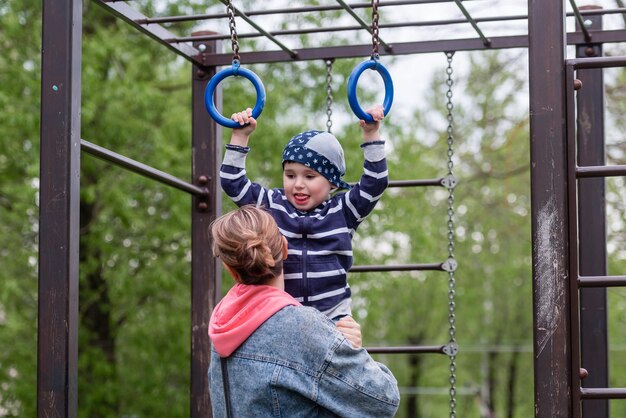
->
[388,179,444,188]
[366,345,446,354]
[580,388,626,399]
[350,263,444,273]
[578,275,626,288]
[576,164,626,178]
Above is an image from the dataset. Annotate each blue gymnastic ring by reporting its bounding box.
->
[347,59,394,123]
[204,61,266,128]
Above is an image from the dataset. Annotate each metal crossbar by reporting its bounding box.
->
[80,140,207,197]
[216,0,298,58]
[580,388,626,399]
[335,0,392,52]
[167,15,526,44]
[350,263,445,272]
[367,345,447,354]
[452,0,490,46]
[136,0,471,24]
[578,276,626,288]
[94,0,626,67]
[568,0,592,42]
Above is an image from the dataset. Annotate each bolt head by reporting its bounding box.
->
[583,19,593,28]
[573,79,583,90]
[198,44,207,52]
[584,46,597,57]
[579,368,589,379]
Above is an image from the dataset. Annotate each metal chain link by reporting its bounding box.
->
[325,59,334,133]
[444,51,458,418]
[226,0,240,62]
[371,0,380,59]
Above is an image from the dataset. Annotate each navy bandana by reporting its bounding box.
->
[282,130,351,190]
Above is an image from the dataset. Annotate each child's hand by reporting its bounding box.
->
[359,104,385,142]
[230,107,257,147]
[336,316,362,349]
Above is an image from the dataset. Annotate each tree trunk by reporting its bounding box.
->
[79,198,118,416]
[506,348,520,418]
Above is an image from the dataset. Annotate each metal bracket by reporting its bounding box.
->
[442,258,458,272]
[443,342,459,356]
[441,174,457,189]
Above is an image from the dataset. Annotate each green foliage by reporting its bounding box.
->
[0,0,43,414]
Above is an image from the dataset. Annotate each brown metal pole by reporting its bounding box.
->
[575,7,609,418]
[190,33,222,417]
[37,0,82,416]
[528,0,573,417]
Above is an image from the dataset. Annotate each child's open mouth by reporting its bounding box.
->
[294,193,309,205]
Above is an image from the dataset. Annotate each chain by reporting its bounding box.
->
[226,0,240,62]
[371,0,380,59]
[445,51,457,418]
[325,59,334,133]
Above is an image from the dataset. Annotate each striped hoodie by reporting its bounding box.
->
[220,140,388,316]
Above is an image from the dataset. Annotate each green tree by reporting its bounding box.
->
[0,0,44,414]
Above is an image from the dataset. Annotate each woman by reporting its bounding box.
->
[208,205,400,417]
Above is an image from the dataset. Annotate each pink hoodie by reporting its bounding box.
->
[209,283,301,357]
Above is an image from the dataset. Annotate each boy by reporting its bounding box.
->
[220,105,387,320]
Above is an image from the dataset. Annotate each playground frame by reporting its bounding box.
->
[38,1,626,417]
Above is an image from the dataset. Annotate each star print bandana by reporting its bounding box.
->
[282,130,351,190]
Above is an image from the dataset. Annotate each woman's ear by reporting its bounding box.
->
[282,236,289,260]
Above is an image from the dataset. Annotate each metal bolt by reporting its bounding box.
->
[198,175,209,185]
[580,368,589,379]
[585,46,597,57]
[197,202,208,212]
[573,79,583,90]
[198,43,207,52]
[583,19,593,28]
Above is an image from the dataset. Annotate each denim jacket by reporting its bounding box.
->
[209,306,400,417]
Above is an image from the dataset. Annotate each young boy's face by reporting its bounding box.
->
[283,161,334,211]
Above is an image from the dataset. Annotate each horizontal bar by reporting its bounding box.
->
[92,0,200,65]
[197,30,626,66]
[453,0,490,46]
[216,0,297,58]
[388,178,444,187]
[579,7,626,17]
[336,0,392,52]
[576,164,626,178]
[580,388,626,399]
[80,140,207,197]
[367,345,446,354]
[348,178,444,188]
[135,4,626,26]
[199,34,522,65]
[170,14,529,44]
[579,276,626,288]
[570,55,626,70]
[350,263,444,272]
[568,0,592,42]
[136,0,479,25]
